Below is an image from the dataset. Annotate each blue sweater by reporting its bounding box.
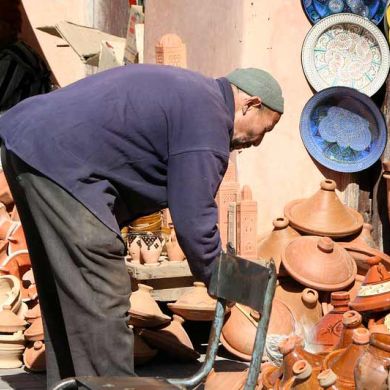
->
[0,64,235,283]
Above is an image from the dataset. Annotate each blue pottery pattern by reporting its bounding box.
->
[300,87,387,172]
[302,0,386,24]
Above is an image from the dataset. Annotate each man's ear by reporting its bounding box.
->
[242,96,262,115]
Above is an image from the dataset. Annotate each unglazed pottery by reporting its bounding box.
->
[384,160,390,225]
[127,232,165,265]
[0,275,21,313]
[349,256,390,312]
[317,369,339,389]
[24,316,44,341]
[25,302,41,325]
[310,292,351,352]
[334,310,365,349]
[324,328,370,388]
[7,223,28,255]
[354,332,390,389]
[221,299,296,361]
[368,313,390,335]
[282,236,357,291]
[0,305,26,333]
[205,368,262,390]
[167,282,216,321]
[284,180,363,236]
[133,331,157,366]
[257,217,300,275]
[23,341,45,372]
[0,344,25,368]
[129,284,170,328]
[138,314,200,361]
[165,224,186,262]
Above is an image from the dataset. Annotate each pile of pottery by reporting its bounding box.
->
[123,211,186,265]
[207,179,390,389]
[128,281,217,364]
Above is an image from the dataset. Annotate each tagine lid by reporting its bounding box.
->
[0,305,26,333]
[284,179,363,237]
[349,256,390,312]
[282,236,357,291]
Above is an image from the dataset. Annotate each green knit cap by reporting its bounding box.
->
[226,68,284,114]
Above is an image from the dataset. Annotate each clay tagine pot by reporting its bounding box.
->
[340,223,390,274]
[129,284,170,328]
[165,224,186,262]
[349,256,390,313]
[24,316,44,341]
[282,236,357,291]
[221,299,296,362]
[167,282,216,321]
[354,332,390,389]
[324,328,370,388]
[256,217,300,275]
[23,341,46,372]
[25,302,41,325]
[334,310,365,350]
[133,330,157,366]
[205,368,262,390]
[138,314,200,362]
[368,313,390,335]
[284,179,363,238]
[309,292,351,352]
[0,305,26,333]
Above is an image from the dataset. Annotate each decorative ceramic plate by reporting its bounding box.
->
[302,0,387,25]
[302,14,390,96]
[300,86,387,172]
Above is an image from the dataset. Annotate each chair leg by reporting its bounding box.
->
[50,377,78,390]
[167,299,227,389]
[243,261,277,390]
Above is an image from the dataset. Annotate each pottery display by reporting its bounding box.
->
[133,331,158,366]
[220,299,296,362]
[138,314,200,361]
[24,316,44,341]
[23,341,45,372]
[129,284,170,328]
[165,224,186,262]
[349,256,390,312]
[282,236,357,291]
[317,369,339,389]
[0,305,26,333]
[384,160,390,225]
[284,180,363,236]
[7,223,28,255]
[301,14,390,97]
[0,275,21,313]
[256,217,300,275]
[324,328,370,387]
[127,232,165,265]
[309,292,351,352]
[354,332,390,389]
[167,282,216,322]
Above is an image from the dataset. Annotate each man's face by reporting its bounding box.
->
[230,98,282,151]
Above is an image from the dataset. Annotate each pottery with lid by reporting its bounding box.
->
[257,217,300,275]
[349,256,390,312]
[221,299,296,361]
[354,332,390,389]
[24,316,44,341]
[23,341,45,372]
[284,179,363,237]
[282,236,357,291]
[129,284,170,328]
[334,310,365,350]
[25,302,41,325]
[138,314,200,361]
[0,305,26,333]
[0,343,25,368]
[133,331,157,366]
[324,328,370,387]
[167,282,216,321]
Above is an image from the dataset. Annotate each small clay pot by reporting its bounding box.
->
[317,369,339,389]
[0,305,26,333]
[24,316,44,341]
[354,332,390,389]
[165,224,186,262]
[23,341,46,372]
[334,310,365,349]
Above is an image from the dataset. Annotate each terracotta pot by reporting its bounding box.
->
[220,299,296,362]
[256,217,301,275]
[0,344,25,368]
[261,363,282,389]
[348,274,364,301]
[138,314,200,361]
[309,292,351,353]
[349,256,390,313]
[129,284,170,328]
[24,316,44,341]
[133,331,157,366]
[383,161,390,225]
[284,179,363,238]
[127,232,164,265]
[25,302,41,325]
[368,313,390,335]
[23,341,45,372]
[323,328,370,388]
[282,236,357,291]
[165,224,186,262]
[205,368,262,390]
[275,278,322,333]
[354,332,390,389]
[0,305,26,333]
[167,282,216,321]
[0,275,21,313]
[7,223,28,255]
[317,369,339,389]
[334,310,365,350]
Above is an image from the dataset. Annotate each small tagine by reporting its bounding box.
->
[282,236,356,291]
[349,256,390,313]
[129,284,170,328]
[167,282,216,321]
[256,217,300,275]
[284,179,363,237]
[139,314,199,362]
[24,316,44,342]
[23,341,46,372]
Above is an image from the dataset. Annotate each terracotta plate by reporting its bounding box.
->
[302,14,389,96]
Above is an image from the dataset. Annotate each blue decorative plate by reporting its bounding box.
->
[302,0,387,24]
[300,86,387,172]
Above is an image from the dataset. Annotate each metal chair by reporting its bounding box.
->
[51,246,277,390]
